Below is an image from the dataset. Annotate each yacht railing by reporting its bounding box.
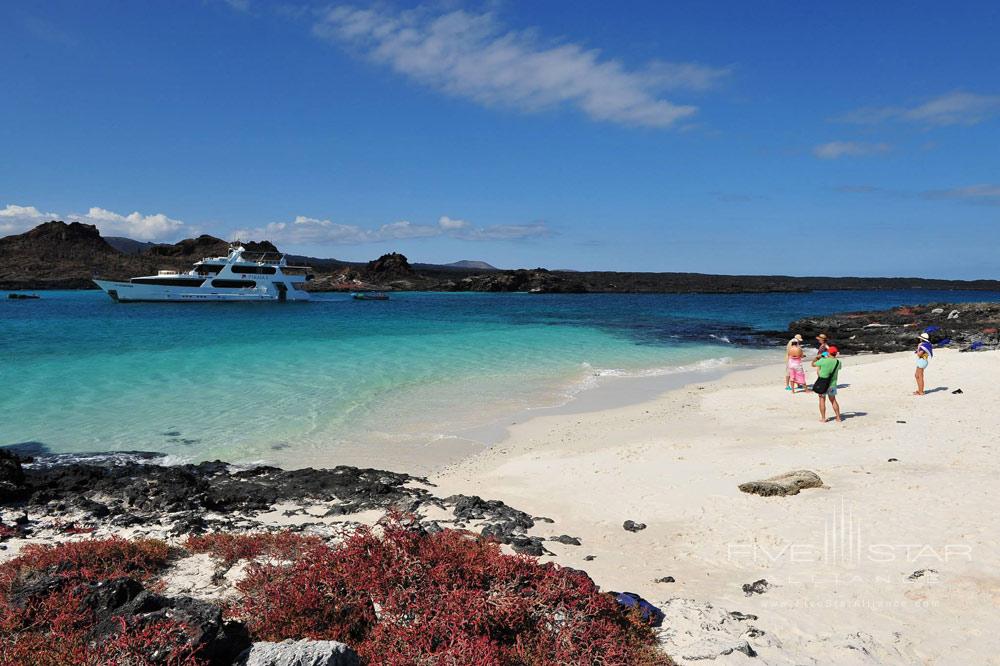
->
[239,251,285,265]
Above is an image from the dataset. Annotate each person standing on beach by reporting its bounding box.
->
[787,339,807,392]
[914,332,934,396]
[812,345,842,423]
[812,334,830,382]
[785,333,804,390]
[814,334,830,359]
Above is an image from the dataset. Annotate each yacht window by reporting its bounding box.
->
[131,277,205,287]
[230,264,276,275]
[211,279,256,289]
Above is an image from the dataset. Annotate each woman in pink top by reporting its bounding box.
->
[787,340,807,393]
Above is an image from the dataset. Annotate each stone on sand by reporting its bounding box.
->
[738,470,823,497]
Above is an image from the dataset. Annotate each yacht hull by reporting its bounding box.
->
[93,280,309,302]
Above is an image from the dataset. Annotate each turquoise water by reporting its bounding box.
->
[3,289,998,468]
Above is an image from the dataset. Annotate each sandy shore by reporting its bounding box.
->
[434,348,1000,665]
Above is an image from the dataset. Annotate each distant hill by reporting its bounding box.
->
[104,236,156,255]
[443,260,497,270]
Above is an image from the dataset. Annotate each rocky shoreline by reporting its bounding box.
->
[777,301,1000,353]
[0,450,558,558]
[3,450,667,664]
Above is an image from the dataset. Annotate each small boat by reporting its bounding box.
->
[93,245,313,302]
[352,292,390,301]
[7,293,40,300]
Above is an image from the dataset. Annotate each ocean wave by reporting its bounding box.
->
[585,356,735,379]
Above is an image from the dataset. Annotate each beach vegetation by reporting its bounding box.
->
[0,523,671,665]
[0,537,198,665]
[230,516,670,665]
[184,531,324,566]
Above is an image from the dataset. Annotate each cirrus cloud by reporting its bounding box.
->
[921,184,1000,206]
[813,141,891,160]
[313,5,729,128]
[836,183,1000,206]
[231,215,551,245]
[838,91,1000,127]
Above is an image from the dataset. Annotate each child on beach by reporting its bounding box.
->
[812,345,842,423]
[787,339,807,392]
[914,332,933,396]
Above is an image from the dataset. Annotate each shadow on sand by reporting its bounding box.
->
[923,386,949,394]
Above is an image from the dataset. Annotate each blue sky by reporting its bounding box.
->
[1,1,998,277]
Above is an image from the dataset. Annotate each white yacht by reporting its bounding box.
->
[93,246,313,302]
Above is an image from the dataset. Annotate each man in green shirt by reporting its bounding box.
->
[811,345,842,423]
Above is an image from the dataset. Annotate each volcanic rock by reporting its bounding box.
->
[365,252,414,280]
[623,520,647,532]
[548,534,582,545]
[0,449,26,502]
[742,579,770,596]
[786,301,1000,353]
[738,470,823,497]
[236,639,360,666]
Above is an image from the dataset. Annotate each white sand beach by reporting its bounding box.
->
[434,349,1000,665]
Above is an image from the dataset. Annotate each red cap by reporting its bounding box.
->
[827,345,839,356]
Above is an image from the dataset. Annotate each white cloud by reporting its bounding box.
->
[232,215,550,245]
[839,91,1000,127]
[0,203,188,241]
[0,204,55,235]
[437,215,469,230]
[813,141,891,160]
[79,207,187,241]
[313,5,729,128]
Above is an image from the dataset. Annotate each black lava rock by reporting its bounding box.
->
[623,520,647,532]
[0,449,27,503]
[742,579,769,596]
[784,302,1000,354]
[548,535,582,546]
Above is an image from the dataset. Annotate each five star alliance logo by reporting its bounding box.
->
[728,500,972,569]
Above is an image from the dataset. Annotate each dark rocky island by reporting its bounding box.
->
[4,220,999,294]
